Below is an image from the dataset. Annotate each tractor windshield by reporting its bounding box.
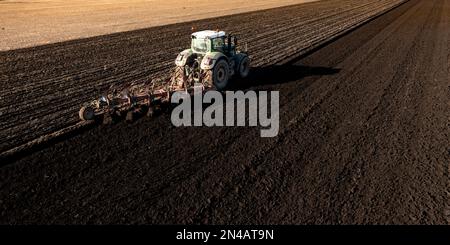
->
[211,37,225,52]
[192,38,210,53]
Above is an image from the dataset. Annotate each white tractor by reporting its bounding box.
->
[171,30,250,90]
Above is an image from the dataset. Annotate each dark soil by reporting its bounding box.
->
[0,0,449,224]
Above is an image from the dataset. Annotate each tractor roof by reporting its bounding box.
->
[192,30,226,39]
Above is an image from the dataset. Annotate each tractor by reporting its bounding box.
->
[171,30,250,90]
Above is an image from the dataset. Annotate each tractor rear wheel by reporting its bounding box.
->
[79,106,95,121]
[238,56,250,78]
[211,59,229,90]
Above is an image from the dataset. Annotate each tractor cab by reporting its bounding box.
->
[191,30,237,56]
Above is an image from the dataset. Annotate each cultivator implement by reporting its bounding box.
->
[78,68,210,123]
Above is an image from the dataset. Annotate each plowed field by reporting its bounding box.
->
[1,0,449,225]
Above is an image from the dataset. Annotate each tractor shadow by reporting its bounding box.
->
[228,64,341,91]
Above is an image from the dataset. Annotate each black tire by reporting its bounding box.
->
[79,106,95,121]
[212,59,229,90]
[238,56,250,78]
